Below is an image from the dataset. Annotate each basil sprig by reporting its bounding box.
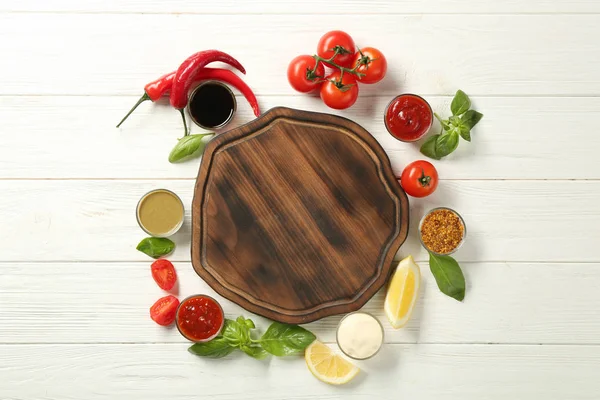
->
[421,90,483,160]
[428,252,466,301]
[136,237,175,259]
[168,133,214,163]
[189,316,316,360]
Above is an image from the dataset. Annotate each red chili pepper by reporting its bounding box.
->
[192,68,260,117]
[117,51,248,132]
[170,50,246,135]
[116,72,175,128]
[145,72,175,100]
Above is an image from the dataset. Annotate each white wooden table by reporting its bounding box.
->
[2,1,600,398]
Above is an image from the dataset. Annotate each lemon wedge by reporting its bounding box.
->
[384,255,421,328]
[305,340,359,385]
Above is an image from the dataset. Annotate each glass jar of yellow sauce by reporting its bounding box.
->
[136,189,184,237]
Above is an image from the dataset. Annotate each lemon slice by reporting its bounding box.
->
[384,255,421,328]
[305,340,359,385]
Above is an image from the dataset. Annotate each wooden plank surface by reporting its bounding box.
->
[2,262,599,345]
[1,180,597,263]
[1,95,599,180]
[3,0,600,14]
[2,343,600,400]
[1,14,599,96]
[2,1,600,399]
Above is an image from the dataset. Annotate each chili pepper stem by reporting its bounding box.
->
[116,92,151,128]
[178,108,189,136]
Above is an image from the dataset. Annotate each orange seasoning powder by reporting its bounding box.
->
[420,209,465,254]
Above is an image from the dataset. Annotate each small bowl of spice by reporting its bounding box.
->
[419,207,466,255]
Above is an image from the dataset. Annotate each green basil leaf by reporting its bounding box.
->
[241,345,268,360]
[451,90,471,116]
[259,322,316,356]
[420,134,441,160]
[136,237,175,259]
[429,252,466,301]
[461,110,483,129]
[435,131,460,158]
[236,316,256,334]
[188,337,234,358]
[168,134,213,163]
[448,115,461,127]
[458,124,471,142]
[221,318,247,346]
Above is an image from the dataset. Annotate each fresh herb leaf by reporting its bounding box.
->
[420,134,441,160]
[421,90,482,159]
[435,131,460,158]
[136,237,175,259]
[221,318,248,346]
[236,316,248,327]
[458,124,471,142]
[448,115,461,126]
[461,110,483,129]
[429,252,466,301]
[451,90,471,116]
[259,322,316,356]
[241,345,268,359]
[188,337,235,358]
[168,133,213,163]
[189,317,264,360]
[185,316,317,360]
[236,316,256,335]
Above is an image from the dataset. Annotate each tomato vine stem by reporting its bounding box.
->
[309,48,366,79]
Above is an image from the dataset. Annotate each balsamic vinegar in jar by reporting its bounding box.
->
[188,81,236,129]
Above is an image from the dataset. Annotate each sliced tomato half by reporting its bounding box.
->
[150,295,179,326]
[151,259,177,291]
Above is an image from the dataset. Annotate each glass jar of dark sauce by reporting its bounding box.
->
[187,81,237,130]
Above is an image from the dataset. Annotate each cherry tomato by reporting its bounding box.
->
[151,259,177,291]
[287,55,325,93]
[320,71,359,110]
[317,30,356,68]
[150,295,179,326]
[400,160,439,198]
[353,47,387,84]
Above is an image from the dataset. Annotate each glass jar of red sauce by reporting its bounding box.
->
[384,94,433,142]
[176,295,224,342]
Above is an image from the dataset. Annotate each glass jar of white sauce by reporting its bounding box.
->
[336,312,384,360]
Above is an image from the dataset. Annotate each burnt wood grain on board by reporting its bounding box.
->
[192,107,409,324]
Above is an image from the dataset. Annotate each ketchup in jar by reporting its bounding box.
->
[384,94,433,142]
[176,295,224,342]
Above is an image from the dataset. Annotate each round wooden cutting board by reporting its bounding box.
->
[191,107,409,324]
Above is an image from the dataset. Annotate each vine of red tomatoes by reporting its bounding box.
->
[287,30,387,110]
